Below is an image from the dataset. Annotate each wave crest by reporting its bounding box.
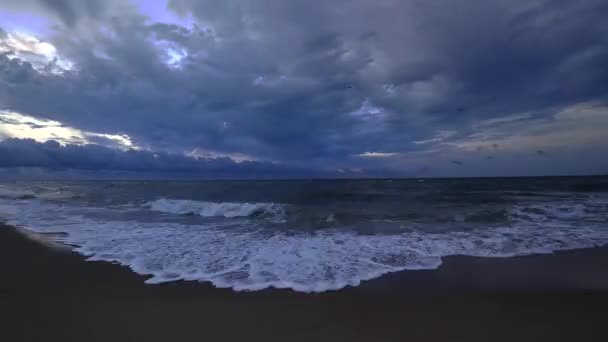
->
[147,198,286,220]
[0,185,81,201]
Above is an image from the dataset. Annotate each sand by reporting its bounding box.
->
[1,224,607,341]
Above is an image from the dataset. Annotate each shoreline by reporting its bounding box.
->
[5,224,608,294]
[3,223,608,341]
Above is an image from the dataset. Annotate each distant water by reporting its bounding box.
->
[1,177,607,292]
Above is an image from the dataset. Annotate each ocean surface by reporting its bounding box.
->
[1,177,607,292]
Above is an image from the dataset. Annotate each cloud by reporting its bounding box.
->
[0,138,407,179]
[476,113,533,128]
[1,0,132,28]
[0,0,606,177]
[38,0,107,27]
[0,138,347,178]
[448,102,608,153]
[413,130,457,145]
[0,110,134,148]
[357,152,396,158]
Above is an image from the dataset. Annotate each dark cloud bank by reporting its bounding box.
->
[0,0,607,177]
[0,138,379,179]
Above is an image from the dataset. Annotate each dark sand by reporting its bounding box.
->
[2,224,608,342]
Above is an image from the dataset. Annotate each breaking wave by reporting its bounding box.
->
[147,198,287,220]
[2,196,608,293]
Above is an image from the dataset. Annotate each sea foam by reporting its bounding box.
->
[2,198,608,293]
[147,198,286,220]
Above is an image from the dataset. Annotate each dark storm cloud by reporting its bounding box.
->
[0,138,342,178]
[39,0,105,27]
[0,0,607,173]
[2,0,130,27]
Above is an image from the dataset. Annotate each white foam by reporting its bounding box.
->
[510,199,607,223]
[2,198,608,293]
[147,198,286,220]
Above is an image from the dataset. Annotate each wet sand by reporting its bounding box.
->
[2,224,607,341]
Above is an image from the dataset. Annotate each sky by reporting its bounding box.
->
[0,0,607,178]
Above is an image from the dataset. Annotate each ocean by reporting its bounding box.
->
[1,177,607,292]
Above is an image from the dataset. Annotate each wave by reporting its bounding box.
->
[2,198,608,293]
[0,185,81,201]
[0,186,36,200]
[510,198,607,223]
[147,198,287,220]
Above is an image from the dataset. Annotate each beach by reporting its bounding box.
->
[2,224,607,342]
[1,0,607,338]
